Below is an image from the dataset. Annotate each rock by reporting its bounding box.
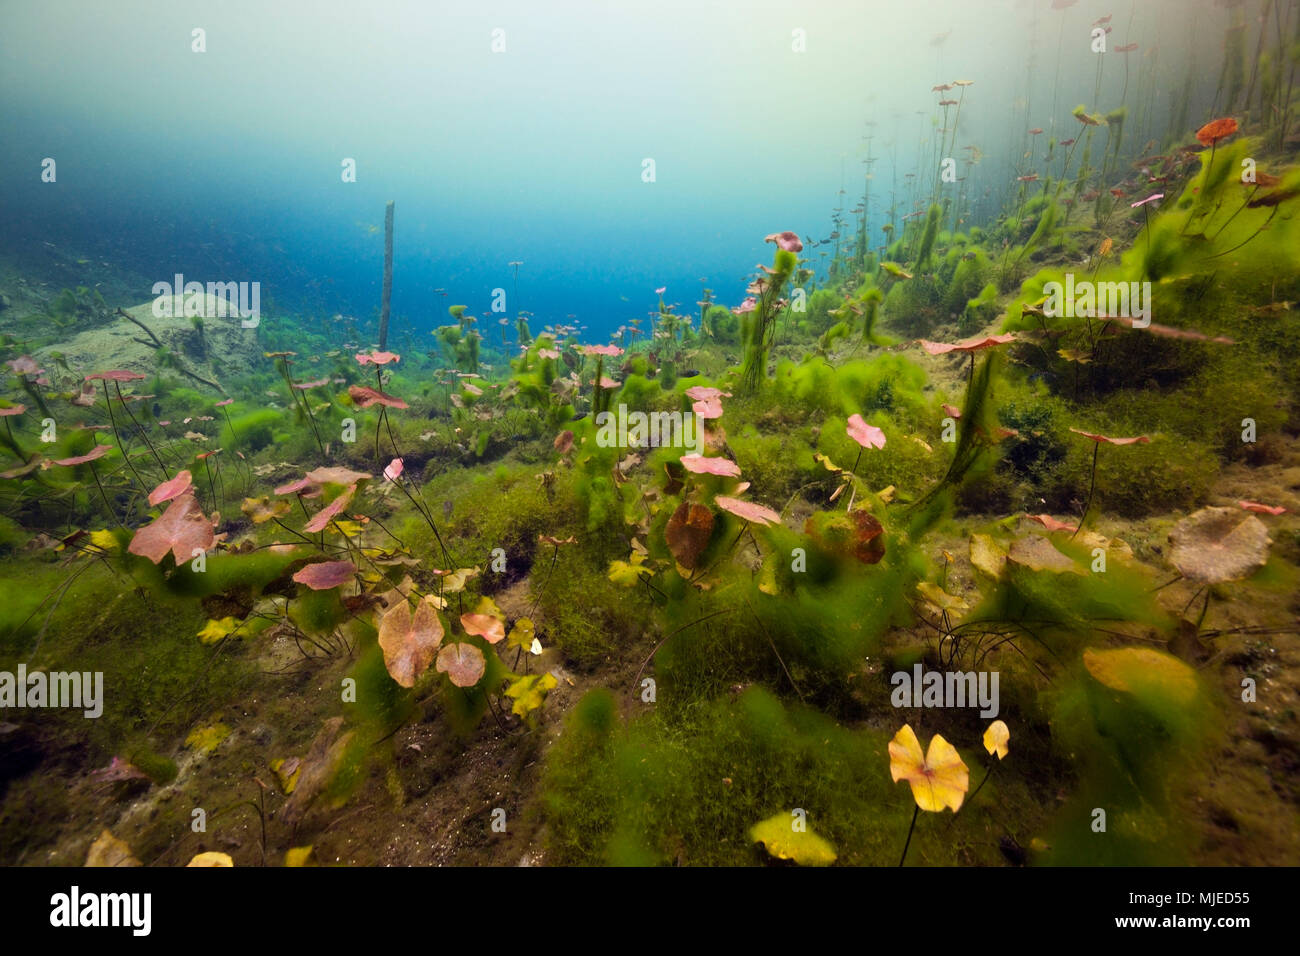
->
[34,292,263,393]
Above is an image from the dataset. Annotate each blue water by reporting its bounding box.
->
[1,0,1210,341]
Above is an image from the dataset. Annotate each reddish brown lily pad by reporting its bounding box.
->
[147,470,193,506]
[378,599,444,687]
[293,560,356,591]
[665,501,715,570]
[436,642,486,687]
[805,510,886,564]
[128,493,216,565]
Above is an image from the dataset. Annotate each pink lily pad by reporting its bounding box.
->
[148,470,193,506]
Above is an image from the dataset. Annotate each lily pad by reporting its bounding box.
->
[85,829,141,867]
[969,533,1007,579]
[749,813,838,866]
[1007,535,1084,575]
[1168,506,1271,583]
[665,501,715,570]
[1082,647,1199,710]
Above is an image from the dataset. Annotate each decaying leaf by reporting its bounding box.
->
[241,495,291,524]
[378,598,445,687]
[608,552,653,586]
[804,509,885,564]
[665,501,715,570]
[1006,535,1084,575]
[917,581,968,613]
[436,642,486,687]
[888,723,969,813]
[285,846,314,867]
[1082,646,1199,709]
[504,672,558,719]
[127,493,216,565]
[1168,506,1271,583]
[440,567,481,593]
[271,756,302,795]
[983,720,1010,760]
[197,617,240,644]
[185,723,230,754]
[506,617,536,652]
[85,829,141,867]
[280,717,355,827]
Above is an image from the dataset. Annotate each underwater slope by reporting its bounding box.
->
[0,1,1298,870]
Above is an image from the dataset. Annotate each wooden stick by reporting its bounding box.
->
[378,200,394,349]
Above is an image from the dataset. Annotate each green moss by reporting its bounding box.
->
[129,748,179,785]
[220,408,283,452]
[544,686,1041,866]
[536,543,651,669]
[0,556,257,762]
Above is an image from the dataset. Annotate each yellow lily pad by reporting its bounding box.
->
[749,813,838,866]
[85,829,141,867]
[1082,647,1198,709]
[969,533,1007,579]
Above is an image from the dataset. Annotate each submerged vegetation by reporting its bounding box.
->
[2,2,1299,871]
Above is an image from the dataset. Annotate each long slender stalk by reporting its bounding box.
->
[899,805,920,867]
[89,461,124,528]
[1071,442,1101,539]
[113,382,168,480]
[101,386,148,490]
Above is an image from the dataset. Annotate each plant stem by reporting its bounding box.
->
[967,762,994,808]
[101,387,148,490]
[1071,442,1101,539]
[899,804,920,867]
[89,462,124,527]
[114,382,168,479]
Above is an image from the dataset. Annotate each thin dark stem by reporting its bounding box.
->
[966,763,994,811]
[114,382,168,479]
[202,457,217,510]
[899,804,920,867]
[89,462,124,528]
[101,388,148,489]
[526,543,561,618]
[1071,442,1100,540]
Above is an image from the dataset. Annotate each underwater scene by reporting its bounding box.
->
[1,0,1298,882]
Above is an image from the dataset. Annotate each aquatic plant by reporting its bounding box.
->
[738,235,800,393]
[1067,428,1150,536]
[889,723,968,866]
